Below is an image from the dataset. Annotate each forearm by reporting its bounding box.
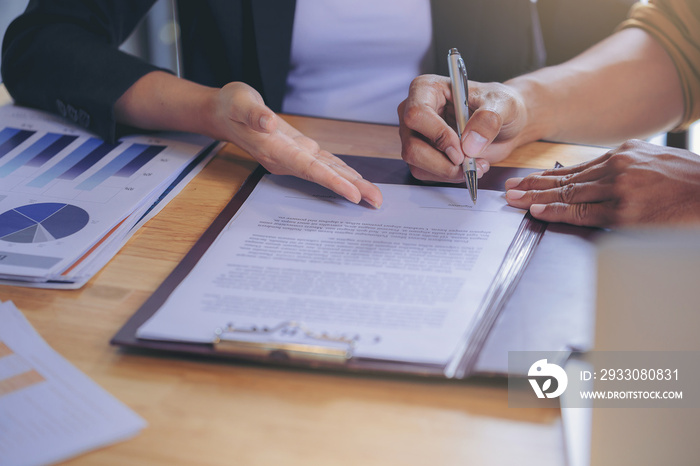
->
[508,28,684,146]
[116,70,383,208]
[2,0,160,142]
[114,71,223,140]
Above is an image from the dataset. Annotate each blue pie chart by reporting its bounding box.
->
[0,203,89,243]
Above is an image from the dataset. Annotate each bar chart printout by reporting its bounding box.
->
[27,138,115,188]
[0,127,35,159]
[0,125,169,197]
[0,104,217,287]
[0,301,147,465]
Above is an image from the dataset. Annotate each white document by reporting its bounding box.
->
[0,301,146,466]
[137,175,526,365]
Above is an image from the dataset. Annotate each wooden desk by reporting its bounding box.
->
[0,100,607,465]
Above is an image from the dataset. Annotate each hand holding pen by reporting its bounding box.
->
[447,48,478,203]
[397,58,527,189]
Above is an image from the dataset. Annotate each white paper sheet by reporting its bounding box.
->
[0,105,216,286]
[0,301,146,466]
[137,174,526,365]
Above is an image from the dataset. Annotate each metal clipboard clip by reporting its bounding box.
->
[213,321,355,363]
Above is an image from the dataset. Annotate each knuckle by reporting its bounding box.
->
[397,100,406,120]
[618,139,643,151]
[572,203,592,225]
[528,189,545,204]
[402,104,424,130]
[432,128,452,151]
[607,150,636,171]
[408,75,427,89]
[555,173,574,188]
[409,73,441,89]
[558,183,576,203]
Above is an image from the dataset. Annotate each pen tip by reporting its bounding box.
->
[465,170,477,204]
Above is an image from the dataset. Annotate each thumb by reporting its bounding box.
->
[224,83,278,133]
[461,108,502,159]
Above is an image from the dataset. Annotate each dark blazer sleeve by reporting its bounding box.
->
[1,0,165,142]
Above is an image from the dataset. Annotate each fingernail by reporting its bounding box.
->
[462,131,488,158]
[530,204,546,215]
[445,146,463,165]
[506,189,526,200]
[504,177,523,190]
[259,115,271,132]
[477,159,489,170]
[361,191,381,208]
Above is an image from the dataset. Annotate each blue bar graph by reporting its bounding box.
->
[0,127,35,160]
[25,134,78,168]
[0,127,20,146]
[76,143,162,191]
[0,132,64,177]
[116,145,165,177]
[27,137,103,188]
[59,141,121,181]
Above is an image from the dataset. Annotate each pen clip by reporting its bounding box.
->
[457,56,469,120]
[448,48,470,138]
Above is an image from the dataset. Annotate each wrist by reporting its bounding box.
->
[192,86,226,140]
[115,71,224,138]
[506,72,559,145]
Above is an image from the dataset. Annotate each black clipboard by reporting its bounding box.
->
[112,155,589,378]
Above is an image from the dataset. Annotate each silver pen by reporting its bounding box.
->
[447,48,477,203]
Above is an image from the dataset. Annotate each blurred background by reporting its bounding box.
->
[0,0,697,151]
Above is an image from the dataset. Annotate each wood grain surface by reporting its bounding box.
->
[0,86,607,465]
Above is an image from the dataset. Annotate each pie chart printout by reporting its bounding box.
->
[0,203,90,243]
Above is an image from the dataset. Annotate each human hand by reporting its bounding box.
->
[504,139,700,227]
[397,74,529,183]
[212,82,383,208]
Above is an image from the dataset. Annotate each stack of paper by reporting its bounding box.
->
[0,105,220,288]
[134,174,531,375]
[0,301,146,465]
